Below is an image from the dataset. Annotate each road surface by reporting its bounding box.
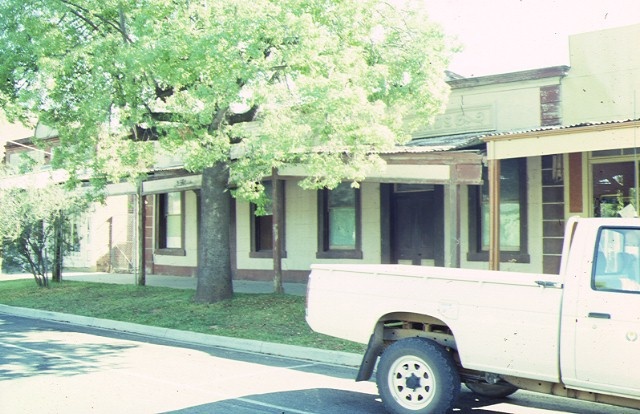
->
[0,313,634,413]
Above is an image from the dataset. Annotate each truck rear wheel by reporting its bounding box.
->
[376,338,460,414]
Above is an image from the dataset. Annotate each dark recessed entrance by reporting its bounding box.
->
[389,185,444,266]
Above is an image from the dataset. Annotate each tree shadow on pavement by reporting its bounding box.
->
[163,388,521,414]
[165,388,602,414]
[0,316,137,381]
[165,388,386,414]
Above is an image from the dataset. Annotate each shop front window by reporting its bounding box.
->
[468,158,529,262]
[593,161,637,217]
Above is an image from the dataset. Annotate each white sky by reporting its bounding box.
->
[424,0,640,77]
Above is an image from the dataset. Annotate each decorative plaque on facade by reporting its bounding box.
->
[411,105,495,139]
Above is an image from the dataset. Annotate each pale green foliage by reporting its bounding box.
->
[0,0,456,199]
[0,175,88,285]
[0,186,69,239]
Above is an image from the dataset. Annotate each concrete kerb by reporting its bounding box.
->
[0,304,362,368]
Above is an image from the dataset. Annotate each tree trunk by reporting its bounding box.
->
[194,162,233,303]
[51,215,63,283]
[136,182,146,286]
[272,169,284,294]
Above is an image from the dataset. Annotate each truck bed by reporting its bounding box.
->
[306,264,564,382]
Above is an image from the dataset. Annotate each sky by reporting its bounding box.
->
[423,0,640,77]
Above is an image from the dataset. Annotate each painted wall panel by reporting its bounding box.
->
[563,24,640,124]
[446,80,549,132]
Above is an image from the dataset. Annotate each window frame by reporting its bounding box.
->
[591,160,637,218]
[155,191,186,256]
[64,214,83,254]
[467,158,530,263]
[249,180,286,259]
[316,183,363,259]
[592,226,640,294]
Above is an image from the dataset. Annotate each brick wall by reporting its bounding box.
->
[540,85,561,126]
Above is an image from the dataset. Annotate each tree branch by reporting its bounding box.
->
[59,0,133,43]
[227,105,258,126]
[117,4,131,44]
[66,8,102,34]
[208,107,228,134]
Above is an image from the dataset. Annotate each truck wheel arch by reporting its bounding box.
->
[379,312,457,350]
[356,312,458,382]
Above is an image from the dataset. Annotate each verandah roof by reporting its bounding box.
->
[483,119,640,160]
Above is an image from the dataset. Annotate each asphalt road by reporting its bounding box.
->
[0,313,636,414]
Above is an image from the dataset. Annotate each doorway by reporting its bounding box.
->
[390,185,444,266]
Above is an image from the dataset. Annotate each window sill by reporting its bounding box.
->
[249,250,288,259]
[316,250,363,260]
[466,252,530,263]
[155,248,186,257]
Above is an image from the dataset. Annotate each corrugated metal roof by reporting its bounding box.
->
[384,133,485,154]
[482,118,640,140]
[386,118,640,154]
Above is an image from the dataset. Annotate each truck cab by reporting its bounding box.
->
[560,219,640,399]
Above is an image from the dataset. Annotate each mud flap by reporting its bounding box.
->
[356,323,384,382]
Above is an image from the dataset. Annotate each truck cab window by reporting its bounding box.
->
[593,228,640,293]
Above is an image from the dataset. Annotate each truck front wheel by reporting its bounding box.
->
[376,338,460,414]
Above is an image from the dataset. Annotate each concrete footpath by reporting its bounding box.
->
[0,272,361,368]
[0,271,308,295]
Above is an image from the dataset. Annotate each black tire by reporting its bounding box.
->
[465,382,518,398]
[376,338,460,414]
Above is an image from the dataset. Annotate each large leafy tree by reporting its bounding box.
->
[0,0,456,302]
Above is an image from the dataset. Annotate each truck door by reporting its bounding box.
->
[568,226,640,397]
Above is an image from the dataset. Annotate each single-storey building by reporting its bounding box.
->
[2,24,639,283]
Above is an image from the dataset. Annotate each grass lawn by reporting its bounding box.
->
[0,279,365,354]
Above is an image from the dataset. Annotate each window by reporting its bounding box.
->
[468,158,529,262]
[249,181,286,258]
[156,192,185,255]
[317,183,362,259]
[593,227,640,293]
[592,161,637,217]
[8,150,45,172]
[64,216,82,253]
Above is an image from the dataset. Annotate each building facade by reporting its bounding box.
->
[2,24,639,282]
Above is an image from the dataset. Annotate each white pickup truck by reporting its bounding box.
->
[306,217,640,413]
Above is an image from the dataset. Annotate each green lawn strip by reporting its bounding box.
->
[0,279,365,353]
